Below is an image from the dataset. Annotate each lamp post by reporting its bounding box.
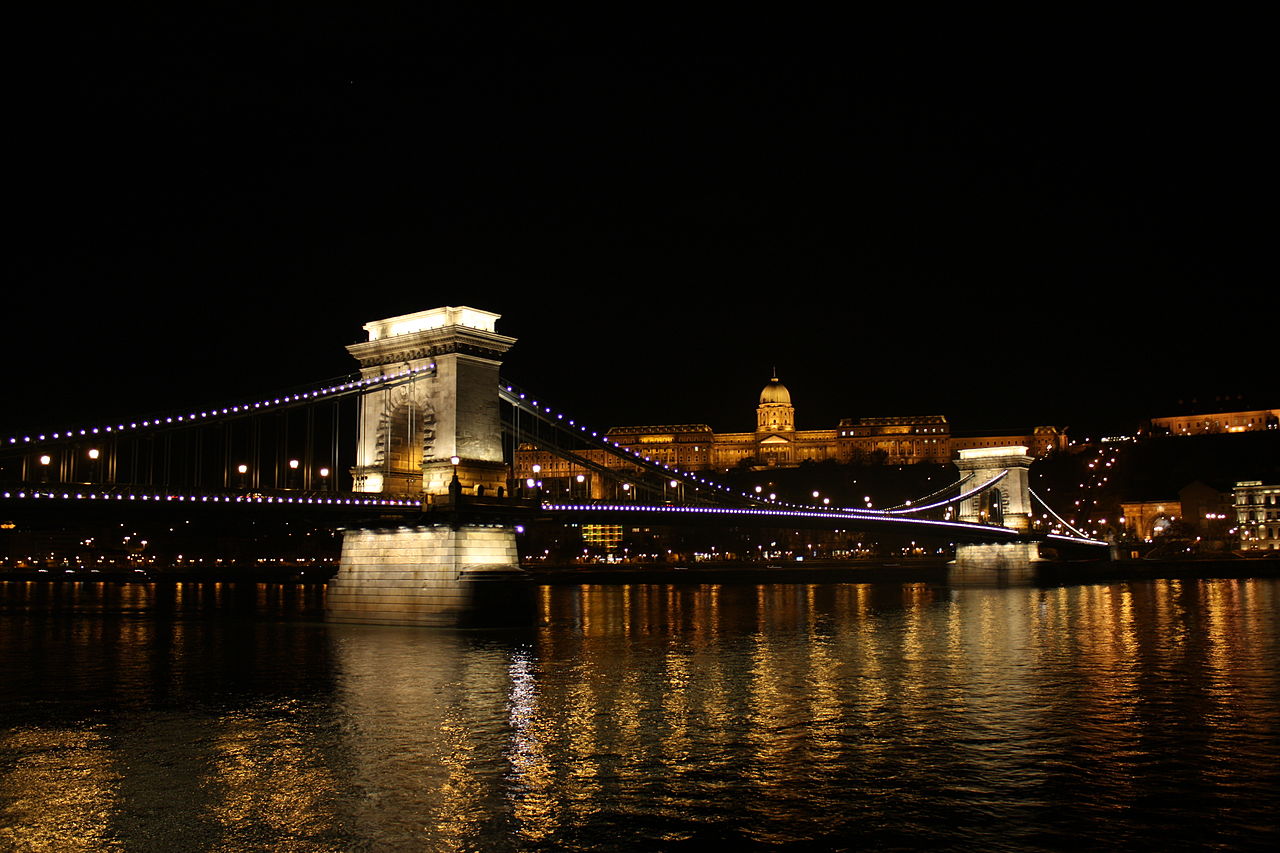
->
[449,455,462,502]
[318,467,330,492]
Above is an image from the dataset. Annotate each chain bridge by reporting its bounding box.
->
[1,307,1106,625]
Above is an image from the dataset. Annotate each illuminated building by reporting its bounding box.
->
[1120,500,1181,540]
[1120,483,1234,543]
[837,414,952,465]
[1150,408,1280,435]
[582,524,623,550]
[1234,480,1280,550]
[514,374,1065,491]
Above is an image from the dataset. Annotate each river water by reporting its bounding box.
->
[1,577,1277,851]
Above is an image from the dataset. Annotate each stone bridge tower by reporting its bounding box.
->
[954,446,1035,531]
[951,446,1040,584]
[346,306,516,500]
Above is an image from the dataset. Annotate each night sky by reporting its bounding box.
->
[5,37,1272,441]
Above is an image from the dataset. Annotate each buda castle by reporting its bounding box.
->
[515,374,1065,492]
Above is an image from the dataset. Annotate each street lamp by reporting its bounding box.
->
[449,456,462,499]
[318,467,330,491]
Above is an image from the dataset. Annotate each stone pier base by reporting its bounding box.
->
[949,541,1041,586]
[327,525,533,627]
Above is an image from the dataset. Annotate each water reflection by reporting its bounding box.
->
[1,579,1277,850]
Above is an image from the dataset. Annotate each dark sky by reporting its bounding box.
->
[5,37,1272,441]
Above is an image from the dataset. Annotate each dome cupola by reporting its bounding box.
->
[759,371,792,405]
[756,369,795,434]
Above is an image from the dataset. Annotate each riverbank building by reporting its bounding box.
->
[514,373,1065,498]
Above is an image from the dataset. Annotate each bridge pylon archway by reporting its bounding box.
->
[950,445,1041,585]
[954,446,1035,530]
[345,307,516,500]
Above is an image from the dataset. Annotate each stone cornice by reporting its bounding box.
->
[347,326,516,368]
[954,453,1035,469]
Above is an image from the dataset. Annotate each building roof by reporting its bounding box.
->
[604,424,714,436]
[759,372,791,406]
[843,415,948,427]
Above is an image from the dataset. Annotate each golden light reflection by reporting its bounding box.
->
[433,710,486,850]
[933,588,1049,799]
[742,628,787,811]
[329,626,511,850]
[895,583,930,731]
[0,727,123,852]
[7,578,1276,850]
[659,641,693,773]
[202,708,341,845]
[800,586,843,767]
[506,650,560,843]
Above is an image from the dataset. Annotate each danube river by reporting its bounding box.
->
[2,577,1278,851]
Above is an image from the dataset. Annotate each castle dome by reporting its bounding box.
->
[759,372,791,405]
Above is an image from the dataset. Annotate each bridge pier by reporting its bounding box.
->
[327,307,532,627]
[949,446,1042,586]
[950,541,1041,585]
[328,525,527,627]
